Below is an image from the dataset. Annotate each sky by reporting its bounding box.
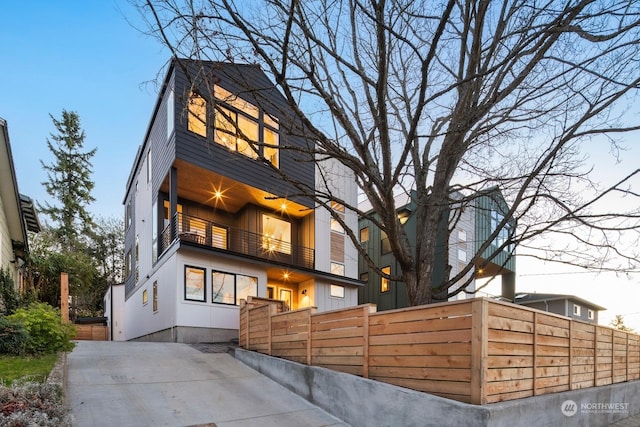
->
[1,1,639,330]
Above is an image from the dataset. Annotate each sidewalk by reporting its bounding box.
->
[66,341,349,427]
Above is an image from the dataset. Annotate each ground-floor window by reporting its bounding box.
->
[212,270,258,305]
[185,266,206,302]
[153,282,158,312]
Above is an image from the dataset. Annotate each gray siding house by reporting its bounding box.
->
[514,293,605,323]
[122,59,360,343]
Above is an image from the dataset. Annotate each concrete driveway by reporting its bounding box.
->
[66,341,349,427]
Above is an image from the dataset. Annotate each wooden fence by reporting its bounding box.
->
[74,324,108,341]
[239,297,640,405]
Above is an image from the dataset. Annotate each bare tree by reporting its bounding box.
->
[136,0,640,305]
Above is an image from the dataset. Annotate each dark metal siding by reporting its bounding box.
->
[474,191,516,271]
[172,61,315,208]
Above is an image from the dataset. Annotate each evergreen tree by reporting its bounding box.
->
[610,315,635,333]
[40,110,97,249]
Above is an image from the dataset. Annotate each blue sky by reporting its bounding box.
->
[0,0,168,219]
[1,1,639,329]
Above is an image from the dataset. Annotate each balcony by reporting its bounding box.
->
[160,213,314,270]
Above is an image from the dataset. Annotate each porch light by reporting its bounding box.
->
[282,272,290,280]
[280,202,288,212]
[214,190,223,200]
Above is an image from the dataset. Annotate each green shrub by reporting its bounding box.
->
[7,303,76,355]
[0,268,21,316]
[0,318,28,356]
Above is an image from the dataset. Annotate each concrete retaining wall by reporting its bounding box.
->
[131,326,237,343]
[234,349,640,427]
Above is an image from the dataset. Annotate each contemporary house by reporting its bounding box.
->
[514,292,605,324]
[358,188,516,311]
[0,117,40,293]
[122,59,360,343]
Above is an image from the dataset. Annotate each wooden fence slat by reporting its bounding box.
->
[237,297,640,406]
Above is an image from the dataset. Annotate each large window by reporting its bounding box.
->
[490,209,511,250]
[262,215,291,254]
[185,266,206,302]
[212,270,257,305]
[188,92,207,137]
[212,271,235,304]
[211,85,279,166]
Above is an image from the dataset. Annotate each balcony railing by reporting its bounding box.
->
[159,212,314,270]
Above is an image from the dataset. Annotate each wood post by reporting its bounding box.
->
[60,273,69,323]
[471,298,488,405]
[306,308,316,366]
[532,312,538,395]
[267,304,276,356]
[362,305,370,379]
[593,324,598,387]
[568,321,573,390]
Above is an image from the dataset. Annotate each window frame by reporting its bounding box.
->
[184,265,206,302]
[360,227,369,243]
[153,281,158,312]
[188,91,207,138]
[212,85,280,167]
[211,270,258,306]
[380,266,391,293]
[330,262,345,276]
[330,284,345,299]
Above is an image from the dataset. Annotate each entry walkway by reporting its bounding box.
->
[66,341,349,427]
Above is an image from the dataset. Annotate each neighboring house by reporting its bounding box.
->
[0,117,41,292]
[358,187,516,311]
[122,59,360,343]
[514,293,605,324]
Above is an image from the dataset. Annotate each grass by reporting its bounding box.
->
[0,353,58,385]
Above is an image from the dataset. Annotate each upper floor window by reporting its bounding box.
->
[588,309,594,320]
[360,227,369,243]
[188,92,207,137]
[573,304,581,316]
[146,149,152,184]
[331,262,345,276]
[264,117,279,168]
[330,284,345,298]
[262,214,291,254]
[211,85,279,167]
[381,231,391,254]
[380,266,391,293]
